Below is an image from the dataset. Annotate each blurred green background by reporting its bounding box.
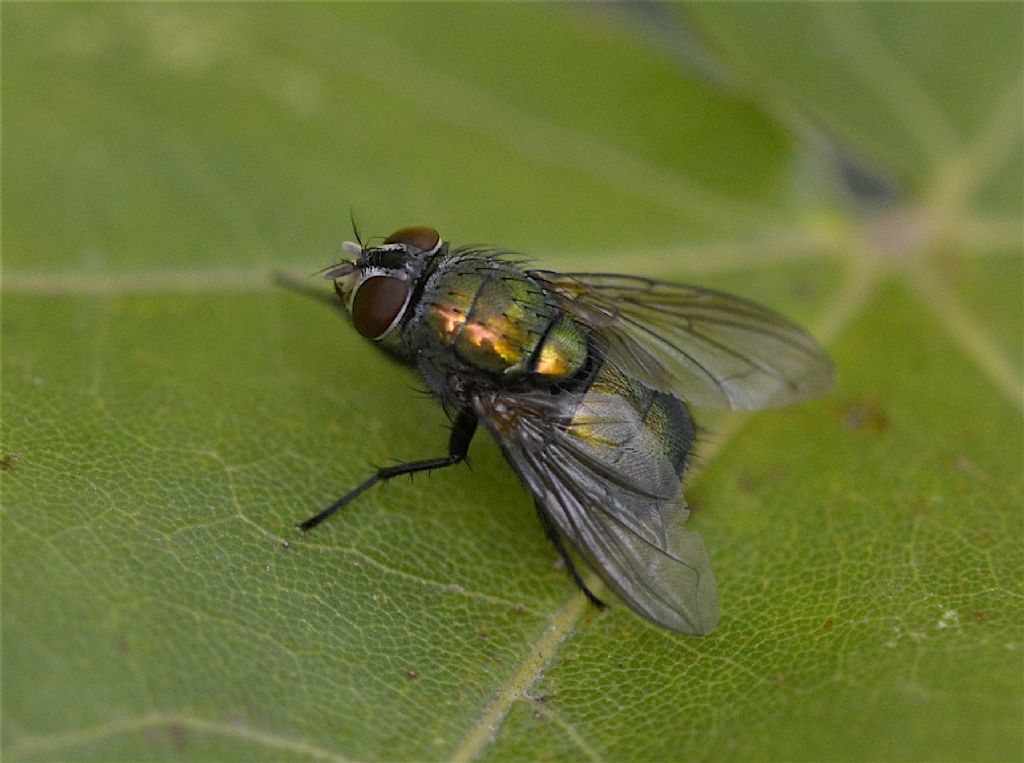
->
[2,3,1021,761]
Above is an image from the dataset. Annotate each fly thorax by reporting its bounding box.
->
[418,261,587,384]
[532,314,587,380]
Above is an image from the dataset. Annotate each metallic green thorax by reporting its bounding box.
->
[414,253,587,384]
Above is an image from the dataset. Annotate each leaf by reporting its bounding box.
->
[2,4,1021,762]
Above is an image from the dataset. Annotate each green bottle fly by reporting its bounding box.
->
[298,225,834,635]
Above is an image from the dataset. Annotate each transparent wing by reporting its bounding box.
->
[532,270,835,409]
[473,388,719,635]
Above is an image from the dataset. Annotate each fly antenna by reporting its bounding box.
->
[349,209,363,246]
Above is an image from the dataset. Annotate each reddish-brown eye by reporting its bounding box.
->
[384,225,441,253]
[351,276,410,339]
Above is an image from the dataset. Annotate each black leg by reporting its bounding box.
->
[534,502,606,609]
[298,410,478,532]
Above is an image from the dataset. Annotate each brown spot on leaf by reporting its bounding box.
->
[406,668,419,680]
[737,472,758,494]
[837,399,890,432]
[955,455,992,482]
[792,276,821,302]
[168,723,188,752]
[822,618,834,631]
[0,453,21,471]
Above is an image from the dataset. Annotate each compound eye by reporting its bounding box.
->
[351,276,410,339]
[384,225,442,254]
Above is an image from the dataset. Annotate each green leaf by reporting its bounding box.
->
[3,4,1020,762]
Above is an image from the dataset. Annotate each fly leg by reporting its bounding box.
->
[534,502,606,609]
[298,410,477,531]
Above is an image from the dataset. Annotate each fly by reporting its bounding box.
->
[293,225,834,635]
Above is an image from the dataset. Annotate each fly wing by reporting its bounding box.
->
[473,387,719,635]
[531,270,834,409]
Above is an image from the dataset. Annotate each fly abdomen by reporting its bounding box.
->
[642,389,697,479]
[566,360,696,496]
